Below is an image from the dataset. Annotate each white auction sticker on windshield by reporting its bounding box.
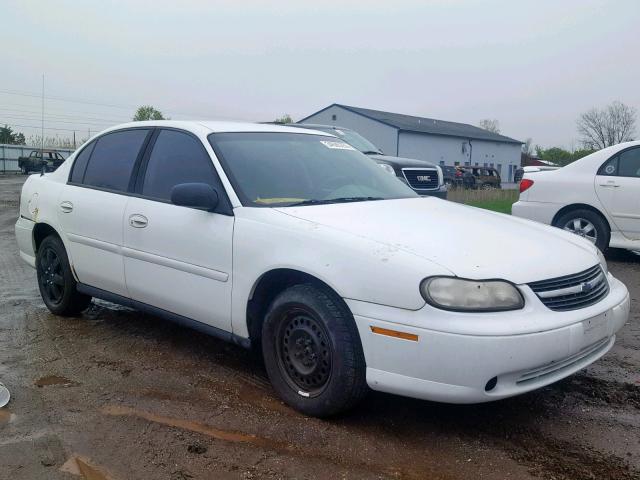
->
[320,140,355,150]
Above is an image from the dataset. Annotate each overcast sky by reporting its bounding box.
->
[2,0,639,148]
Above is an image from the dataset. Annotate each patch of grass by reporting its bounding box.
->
[447,188,518,214]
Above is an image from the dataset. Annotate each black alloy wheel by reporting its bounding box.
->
[38,245,65,306]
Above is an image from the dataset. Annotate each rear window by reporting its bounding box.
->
[82,129,149,192]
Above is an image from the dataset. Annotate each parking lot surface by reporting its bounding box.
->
[1,175,639,480]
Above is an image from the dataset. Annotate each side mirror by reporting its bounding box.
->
[170,183,219,211]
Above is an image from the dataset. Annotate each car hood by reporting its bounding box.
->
[275,198,599,285]
[368,154,438,169]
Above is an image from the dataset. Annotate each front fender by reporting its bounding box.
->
[230,208,452,337]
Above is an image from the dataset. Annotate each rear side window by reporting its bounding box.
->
[70,142,96,183]
[618,148,640,178]
[83,129,149,192]
[141,129,220,201]
[598,156,619,176]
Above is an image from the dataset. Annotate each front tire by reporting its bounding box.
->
[36,235,92,316]
[262,283,367,417]
[554,209,610,252]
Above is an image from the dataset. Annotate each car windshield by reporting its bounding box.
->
[311,127,382,154]
[209,132,416,207]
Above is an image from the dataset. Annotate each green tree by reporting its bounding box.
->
[273,114,293,124]
[133,105,166,121]
[536,146,596,167]
[0,125,15,144]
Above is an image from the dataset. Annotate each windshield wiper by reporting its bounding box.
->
[361,150,383,155]
[288,196,385,207]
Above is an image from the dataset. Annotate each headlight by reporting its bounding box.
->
[378,163,396,175]
[420,277,524,312]
[597,249,608,275]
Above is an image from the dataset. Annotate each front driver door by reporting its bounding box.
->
[595,146,640,240]
[122,128,234,331]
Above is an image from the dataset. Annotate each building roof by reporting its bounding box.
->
[299,104,523,144]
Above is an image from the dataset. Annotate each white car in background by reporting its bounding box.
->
[15,121,630,417]
[513,141,640,252]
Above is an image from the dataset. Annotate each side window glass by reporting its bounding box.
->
[70,142,96,183]
[618,148,640,178]
[142,129,219,202]
[83,129,149,192]
[598,156,619,176]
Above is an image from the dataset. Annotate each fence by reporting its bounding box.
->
[0,144,75,173]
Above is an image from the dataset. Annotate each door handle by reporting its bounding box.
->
[598,183,620,188]
[60,201,73,213]
[129,214,148,228]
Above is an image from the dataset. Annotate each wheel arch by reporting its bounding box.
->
[551,203,612,233]
[245,268,352,348]
[33,222,62,253]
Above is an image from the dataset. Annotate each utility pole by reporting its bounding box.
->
[73,131,76,149]
[41,74,45,159]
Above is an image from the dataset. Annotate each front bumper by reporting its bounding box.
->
[416,185,448,199]
[346,274,630,404]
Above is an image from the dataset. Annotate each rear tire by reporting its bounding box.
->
[262,283,367,417]
[36,235,92,316]
[554,209,610,252]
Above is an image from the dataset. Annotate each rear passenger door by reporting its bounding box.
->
[122,128,234,331]
[59,128,152,297]
[595,147,640,240]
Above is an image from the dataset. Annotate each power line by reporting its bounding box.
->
[0,107,129,123]
[0,88,138,111]
[1,122,91,133]
[0,88,205,118]
[0,101,133,120]
[0,113,117,127]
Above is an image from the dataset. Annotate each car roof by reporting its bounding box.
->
[98,120,333,137]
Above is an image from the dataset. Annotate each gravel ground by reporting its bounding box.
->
[0,174,638,480]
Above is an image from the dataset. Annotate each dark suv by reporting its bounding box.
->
[292,124,447,199]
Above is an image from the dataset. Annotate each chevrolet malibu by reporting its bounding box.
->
[15,121,630,417]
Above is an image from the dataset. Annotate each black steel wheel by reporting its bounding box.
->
[276,308,332,397]
[262,283,367,417]
[36,235,92,316]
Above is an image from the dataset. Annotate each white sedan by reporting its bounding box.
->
[15,121,629,417]
[513,141,640,252]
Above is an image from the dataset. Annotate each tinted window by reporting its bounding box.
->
[618,148,640,178]
[70,142,96,183]
[142,129,218,201]
[83,129,149,192]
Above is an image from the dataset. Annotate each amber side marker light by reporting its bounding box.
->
[370,326,419,342]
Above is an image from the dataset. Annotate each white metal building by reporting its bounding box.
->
[299,104,523,181]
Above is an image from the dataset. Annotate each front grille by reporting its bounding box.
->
[528,264,609,311]
[402,168,439,190]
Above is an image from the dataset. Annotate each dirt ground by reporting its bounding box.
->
[0,174,638,480]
